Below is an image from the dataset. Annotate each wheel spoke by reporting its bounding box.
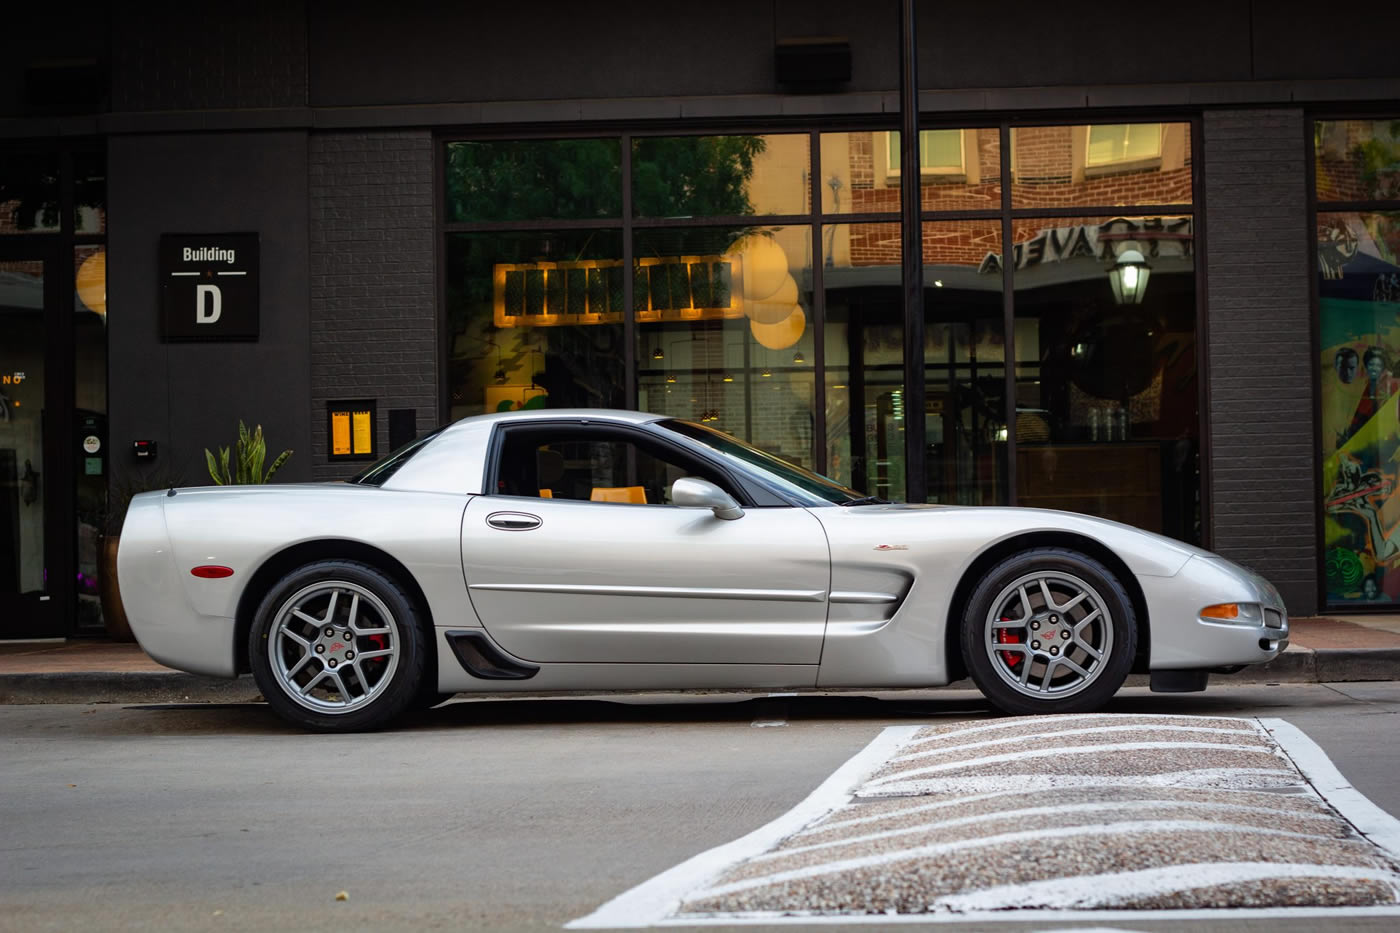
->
[1060,591,1088,613]
[1017,586,1033,619]
[991,618,1024,630]
[1074,638,1103,661]
[1073,608,1102,633]
[354,659,376,693]
[1061,657,1091,679]
[285,652,314,679]
[1038,578,1055,611]
[1020,656,1035,685]
[323,589,340,627]
[291,609,320,628]
[1038,659,1056,692]
[299,669,330,696]
[282,628,311,648]
[345,593,361,632]
[328,670,351,704]
[355,648,393,661]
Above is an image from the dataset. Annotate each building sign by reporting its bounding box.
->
[493,256,740,328]
[160,233,259,340]
[977,216,1193,275]
[327,400,376,462]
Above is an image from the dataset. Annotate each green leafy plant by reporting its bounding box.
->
[205,420,293,485]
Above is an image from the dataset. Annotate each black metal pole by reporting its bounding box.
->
[899,0,927,502]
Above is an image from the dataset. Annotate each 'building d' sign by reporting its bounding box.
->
[160,233,260,341]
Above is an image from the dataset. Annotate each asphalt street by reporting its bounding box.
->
[1,683,1398,932]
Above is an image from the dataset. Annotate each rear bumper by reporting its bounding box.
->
[116,492,238,678]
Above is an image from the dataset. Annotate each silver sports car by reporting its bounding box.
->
[118,409,1288,732]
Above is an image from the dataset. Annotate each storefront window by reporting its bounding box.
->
[0,152,61,234]
[635,225,815,466]
[924,220,1006,506]
[1010,122,1192,209]
[823,223,903,496]
[1315,120,1400,203]
[821,129,1001,215]
[445,231,626,421]
[1012,215,1198,540]
[1317,209,1400,606]
[632,134,808,218]
[444,139,622,223]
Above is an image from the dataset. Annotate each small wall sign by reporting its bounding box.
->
[160,233,259,341]
[328,400,377,461]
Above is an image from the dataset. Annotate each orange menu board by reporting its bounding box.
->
[331,411,351,456]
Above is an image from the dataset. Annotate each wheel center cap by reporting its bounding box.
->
[316,631,355,664]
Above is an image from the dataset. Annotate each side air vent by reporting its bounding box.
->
[444,630,539,680]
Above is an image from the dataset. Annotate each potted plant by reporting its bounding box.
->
[205,420,293,485]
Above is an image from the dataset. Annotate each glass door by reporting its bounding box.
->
[0,251,61,636]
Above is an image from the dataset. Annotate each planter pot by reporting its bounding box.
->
[99,534,135,642]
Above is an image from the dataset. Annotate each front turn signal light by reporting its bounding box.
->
[1200,602,1261,624]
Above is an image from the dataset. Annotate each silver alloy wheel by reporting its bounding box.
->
[268,580,400,714]
[982,570,1114,699]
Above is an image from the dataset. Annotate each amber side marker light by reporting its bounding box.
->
[1200,603,1240,620]
[191,566,234,579]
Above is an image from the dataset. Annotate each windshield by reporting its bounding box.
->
[347,428,444,486]
[660,419,865,506]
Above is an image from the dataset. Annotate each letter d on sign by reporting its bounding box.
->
[195,284,222,324]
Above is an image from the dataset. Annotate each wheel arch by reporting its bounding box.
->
[234,540,437,676]
[942,530,1151,683]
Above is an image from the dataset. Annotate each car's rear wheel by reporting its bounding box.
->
[961,547,1136,715]
[249,560,427,732]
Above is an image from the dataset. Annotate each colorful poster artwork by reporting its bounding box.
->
[1319,212,1400,606]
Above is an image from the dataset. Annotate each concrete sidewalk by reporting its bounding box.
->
[0,617,1397,705]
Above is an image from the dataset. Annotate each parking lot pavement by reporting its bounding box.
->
[575,714,1400,926]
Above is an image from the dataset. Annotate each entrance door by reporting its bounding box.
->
[0,250,62,637]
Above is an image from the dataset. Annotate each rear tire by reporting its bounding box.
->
[249,560,427,732]
[960,547,1136,715]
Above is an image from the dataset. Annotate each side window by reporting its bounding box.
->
[495,427,734,505]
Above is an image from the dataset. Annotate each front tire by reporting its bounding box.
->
[961,547,1136,715]
[249,560,427,732]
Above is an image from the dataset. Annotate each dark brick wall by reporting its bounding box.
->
[112,0,307,111]
[1203,109,1316,615]
[308,132,436,480]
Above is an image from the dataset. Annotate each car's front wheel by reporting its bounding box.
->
[249,560,427,732]
[961,547,1136,715]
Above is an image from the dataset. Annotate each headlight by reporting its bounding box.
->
[1199,602,1263,626]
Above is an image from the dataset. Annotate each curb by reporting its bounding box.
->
[0,672,264,706]
[0,647,1396,705]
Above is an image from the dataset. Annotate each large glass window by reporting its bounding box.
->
[445,231,626,421]
[1012,215,1198,540]
[441,122,1197,540]
[1011,122,1192,209]
[1315,119,1400,607]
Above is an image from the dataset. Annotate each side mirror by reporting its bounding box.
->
[671,477,744,521]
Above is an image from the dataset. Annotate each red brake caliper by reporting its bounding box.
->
[996,620,1022,668]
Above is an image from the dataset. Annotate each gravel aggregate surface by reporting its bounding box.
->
[676,715,1400,917]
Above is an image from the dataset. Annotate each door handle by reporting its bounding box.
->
[486,511,542,531]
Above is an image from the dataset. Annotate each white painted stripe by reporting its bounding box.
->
[215,270,247,275]
[865,741,1281,786]
[169,271,199,276]
[896,714,1257,750]
[932,861,1400,911]
[1263,718,1400,861]
[566,725,923,930]
[695,820,1368,899]
[764,798,1341,862]
[892,724,1266,763]
[803,788,1331,836]
[861,767,1297,796]
[656,905,1400,925]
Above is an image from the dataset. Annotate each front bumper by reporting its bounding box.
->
[1141,555,1289,669]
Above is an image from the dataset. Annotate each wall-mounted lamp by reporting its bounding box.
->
[1108,249,1151,305]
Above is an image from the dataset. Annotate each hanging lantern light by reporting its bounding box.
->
[750,306,806,350]
[1108,248,1151,305]
[792,350,806,364]
[76,250,106,317]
